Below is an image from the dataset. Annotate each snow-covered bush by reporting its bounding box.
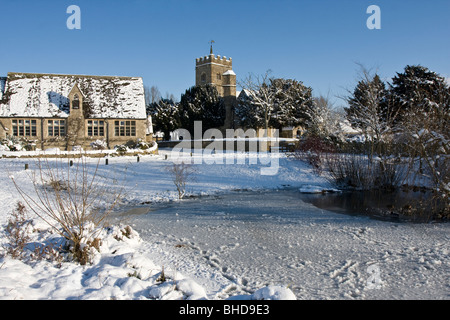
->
[0,135,35,152]
[114,144,129,155]
[113,140,156,155]
[90,139,107,150]
[136,139,150,150]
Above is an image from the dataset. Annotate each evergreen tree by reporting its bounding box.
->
[178,85,226,134]
[236,89,262,129]
[147,98,180,140]
[389,65,450,122]
[269,78,314,129]
[389,65,449,199]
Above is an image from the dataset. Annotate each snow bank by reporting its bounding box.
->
[0,143,158,158]
[0,221,295,300]
[298,184,340,194]
[252,286,296,300]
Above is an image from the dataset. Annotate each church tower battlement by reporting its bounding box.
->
[196,55,232,65]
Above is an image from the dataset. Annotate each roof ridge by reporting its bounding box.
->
[7,72,141,80]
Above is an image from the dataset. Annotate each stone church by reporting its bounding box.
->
[195,46,237,129]
[0,72,152,150]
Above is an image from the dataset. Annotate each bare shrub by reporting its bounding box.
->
[293,136,336,174]
[31,242,64,264]
[9,157,126,265]
[3,202,32,259]
[166,162,196,199]
[324,153,405,190]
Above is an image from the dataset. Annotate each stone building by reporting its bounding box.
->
[0,72,152,150]
[195,47,237,129]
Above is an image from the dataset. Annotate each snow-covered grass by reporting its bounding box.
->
[0,149,448,300]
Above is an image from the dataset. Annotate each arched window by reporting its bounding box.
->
[201,73,206,84]
[72,94,80,109]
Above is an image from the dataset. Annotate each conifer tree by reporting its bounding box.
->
[178,85,226,134]
[270,78,314,129]
[147,98,180,140]
[389,65,450,123]
[390,65,449,197]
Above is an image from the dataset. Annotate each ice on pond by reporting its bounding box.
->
[116,189,450,300]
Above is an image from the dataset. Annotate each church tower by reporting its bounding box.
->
[195,45,236,129]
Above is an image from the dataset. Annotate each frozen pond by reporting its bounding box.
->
[300,189,442,223]
[113,189,450,299]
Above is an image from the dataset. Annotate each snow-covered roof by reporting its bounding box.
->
[237,89,256,99]
[0,72,146,119]
[223,69,236,76]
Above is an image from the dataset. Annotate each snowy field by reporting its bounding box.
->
[0,148,449,300]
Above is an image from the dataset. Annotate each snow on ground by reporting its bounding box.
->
[0,148,448,300]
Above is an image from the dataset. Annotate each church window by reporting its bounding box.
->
[216,73,221,80]
[201,73,206,84]
[87,120,105,136]
[114,120,136,137]
[72,94,80,109]
[48,120,66,136]
[12,119,37,137]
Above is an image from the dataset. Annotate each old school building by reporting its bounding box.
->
[0,72,152,150]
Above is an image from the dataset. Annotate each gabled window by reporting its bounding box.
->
[72,94,80,109]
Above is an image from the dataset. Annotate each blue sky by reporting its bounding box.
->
[1,0,449,107]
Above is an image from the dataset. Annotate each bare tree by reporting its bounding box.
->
[238,70,282,136]
[150,86,161,104]
[144,85,161,105]
[305,95,344,140]
[165,92,177,103]
[344,64,400,160]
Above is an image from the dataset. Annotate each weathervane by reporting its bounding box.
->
[209,40,215,54]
